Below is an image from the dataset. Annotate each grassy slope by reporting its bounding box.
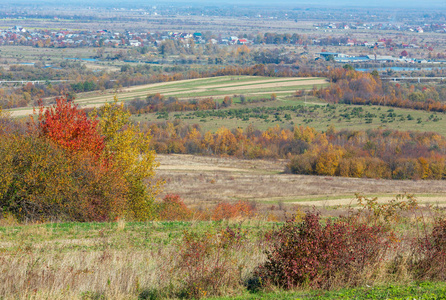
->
[74,76,328,105]
[6,75,328,117]
[134,96,446,136]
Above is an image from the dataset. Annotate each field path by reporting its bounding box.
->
[122,76,230,92]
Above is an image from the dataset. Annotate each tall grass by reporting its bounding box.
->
[0,219,269,299]
[1,195,446,299]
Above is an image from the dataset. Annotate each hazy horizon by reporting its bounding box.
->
[2,0,446,9]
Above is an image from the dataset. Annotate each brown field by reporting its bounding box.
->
[156,154,446,209]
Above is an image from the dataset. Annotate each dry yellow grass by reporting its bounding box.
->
[156,154,446,208]
[0,221,266,299]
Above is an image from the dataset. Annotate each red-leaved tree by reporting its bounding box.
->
[34,98,104,157]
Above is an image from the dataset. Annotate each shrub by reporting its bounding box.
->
[350,194,419,228]
[259,212,391,290]
[159,194,193,221]
[211,201,256,221]
[0,132,127,222]
[411,218,446,280]
[1,97,160,222]
[174,227,246,298]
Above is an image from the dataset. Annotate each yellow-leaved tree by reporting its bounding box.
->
[92,96,162,220]
[0,106,8,132]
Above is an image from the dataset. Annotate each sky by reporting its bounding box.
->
[174,0,446,9]
[2,0,446,9]
[166,0,445,7]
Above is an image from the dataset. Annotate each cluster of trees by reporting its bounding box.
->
[0,98,160,221]
[125,94,231,115]
[0,62,115,108]
[126,93,277,116]
[319,68,446,113]
[288,128,446,180]
[70,80,98,93]
[144,121,446,180]
[253,49,300,65]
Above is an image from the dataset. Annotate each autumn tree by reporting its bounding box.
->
[19,96,162,221]
[34,98,104,158]
[222,96,233,107]
[0,125,127,222]
[213,127,238,155]
[92,96,161,220]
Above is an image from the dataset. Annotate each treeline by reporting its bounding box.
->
[125,94,232,115]
[125,93,277,115]
[320,68,446,112]
[144,120,446,180]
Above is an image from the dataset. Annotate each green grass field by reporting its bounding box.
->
[0,219,271,299]
[9,75,445,138]
[134,94,446,136]
[63,75,443,136]
[212,281,446,299]
[73,76,328,106]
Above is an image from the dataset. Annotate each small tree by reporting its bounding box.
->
[31,96,161,221]
[92,96,162,220]
[271,93,277,101]
[222,96,232,107]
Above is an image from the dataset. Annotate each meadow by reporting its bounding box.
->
[136,96,446,135]
[2,192,446,299]
[8,74,446,138]
[0,218,267,299]
[75,76,327,105]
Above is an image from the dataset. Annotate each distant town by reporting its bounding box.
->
[3,25,446,65]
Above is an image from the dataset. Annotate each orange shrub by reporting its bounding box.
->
[211,201,256,221]
[159,194,193,221]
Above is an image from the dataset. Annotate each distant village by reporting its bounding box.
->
[314,22,446,33]
[2,25,446,65]
[1,26,252,48]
